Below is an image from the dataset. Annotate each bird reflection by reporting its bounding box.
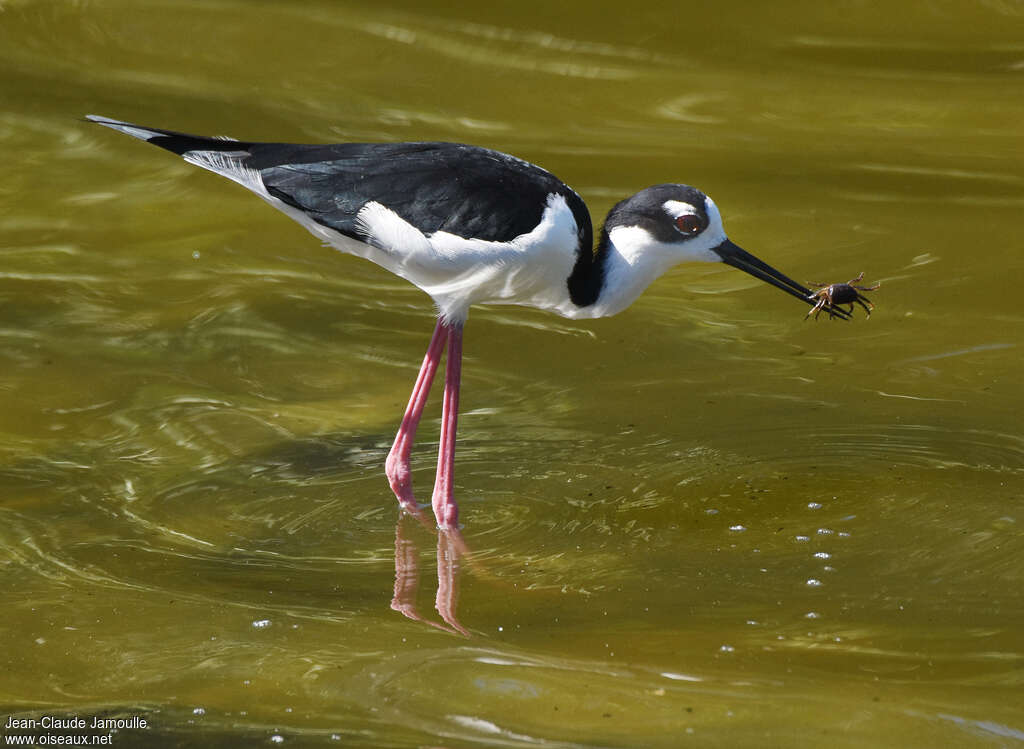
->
[391,508,469,636]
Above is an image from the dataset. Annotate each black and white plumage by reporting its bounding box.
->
[87,114,836,530]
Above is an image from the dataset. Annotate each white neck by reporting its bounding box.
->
[572,223,718,319]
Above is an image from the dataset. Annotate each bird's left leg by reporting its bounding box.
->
[386,319,447,513]
[432,322,464,530]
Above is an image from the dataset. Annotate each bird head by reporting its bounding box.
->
[604,184,817,307]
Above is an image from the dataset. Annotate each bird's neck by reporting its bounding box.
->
[565,226,680,319]
[566,228,609,309]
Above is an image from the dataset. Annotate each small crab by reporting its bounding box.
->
[806,272,880,320]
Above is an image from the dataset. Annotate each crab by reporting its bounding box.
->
[806,272,880,320]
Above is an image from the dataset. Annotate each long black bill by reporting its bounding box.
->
[713,239,850,320]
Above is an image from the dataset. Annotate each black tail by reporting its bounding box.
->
[85,115,252,156]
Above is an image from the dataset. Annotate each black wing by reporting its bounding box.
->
[86,117,592,250]
[252,141,592,248]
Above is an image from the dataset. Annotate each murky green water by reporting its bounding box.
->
[2,1,1023,746]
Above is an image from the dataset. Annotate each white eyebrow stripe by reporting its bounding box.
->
[662,199,699,218]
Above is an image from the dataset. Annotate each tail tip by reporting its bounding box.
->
[84,115,162,143]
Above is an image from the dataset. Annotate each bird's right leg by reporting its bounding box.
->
[385,319,447,513]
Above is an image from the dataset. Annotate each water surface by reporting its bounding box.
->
[1,1,1022,746]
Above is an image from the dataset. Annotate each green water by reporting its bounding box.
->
[2,1,1023,746]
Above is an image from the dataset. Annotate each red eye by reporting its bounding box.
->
[675,214,702,235]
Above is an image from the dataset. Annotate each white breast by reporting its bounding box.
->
[344,193,583,322]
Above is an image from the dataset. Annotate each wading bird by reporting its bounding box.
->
[88,115,843,531]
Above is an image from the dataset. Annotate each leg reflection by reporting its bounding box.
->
[390,510,469,636]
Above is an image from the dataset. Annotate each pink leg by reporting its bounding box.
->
[385,320,446,513]
[432,323,463,530]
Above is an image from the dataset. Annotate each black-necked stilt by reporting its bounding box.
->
[88,114,842,531]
